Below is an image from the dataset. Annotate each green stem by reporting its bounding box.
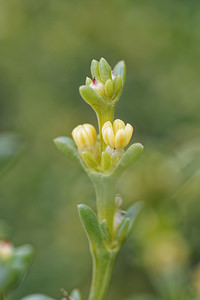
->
[96,105,115,152]
[90,173,116,234]
[88,248,118,300]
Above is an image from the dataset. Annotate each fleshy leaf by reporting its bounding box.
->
[0,245,33,295]
[90,59,100,80]
[0,133,23,174]
[79,85,105,111]
[78,204,104,248]
[53,137,79,163]
[82,151,98,170]
[85,77,92,85]
[13,245,33,268]
[21,295,55,300]
[114,217,130,245]
[100,219,112,244]
[126,202,143,236]
[113,143,143,176]
[104,79,113,98]
[112,75,122,101]
[70,289,82,300]
[113,60,126,86]
[99,58,112,83]
[101,152,112,172]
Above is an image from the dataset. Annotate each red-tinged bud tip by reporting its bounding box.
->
[2,240,11,245]
[93,77,96,84]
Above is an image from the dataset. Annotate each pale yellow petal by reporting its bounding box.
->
[83,124,97,145]
[115,129,127,149]
[125,123,133,145]
[72,125,82,147]
[102,121,112,132]
[103,127,115,148]
[77,128,91,149]
[113,119,125,135]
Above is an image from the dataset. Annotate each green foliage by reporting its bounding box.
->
[53,137,81,163]
[0,245,33,296]
[79,85,105,111]
[113,143,144,176]
[21,295,55,300]
[0,133,23,175]
[113,61,126,87]
[78,204,103,249]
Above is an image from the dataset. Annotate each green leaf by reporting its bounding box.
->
[0,264,18,294]
[13,245,33,270]
[21,295,55,300]
[0,133,23,174]
[78,204,104,248]
[113,60,126,86]
[82,151,98,170]
[99,58,112,83]
[90,59,100,80]
[100,219,112,244]
[126,202,143,236]
[70,289,82,300]
[79,85,105,111]
[0,245,33,294]
[85,77,92,85]
[112,75,122,101]
[113,143,143,176]
[53,137,79,163]
[101,152,112,172]
[104,79,113,98]
[114,217,130,245]
[127,295,160,300]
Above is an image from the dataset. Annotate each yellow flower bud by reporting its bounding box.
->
[102,119,133,150]
[72,124,97,150]
[0,240,13,260]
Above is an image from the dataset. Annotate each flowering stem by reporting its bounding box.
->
[88,248,118,300]
[87,173,118,300]
[96,105,115,152]
[90,173,116,235]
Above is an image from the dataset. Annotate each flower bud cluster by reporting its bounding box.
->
[85,58,123,102]
[55,58,141,173]
[72,119,133,171]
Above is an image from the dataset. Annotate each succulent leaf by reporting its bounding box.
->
[79,85,105,111]
[99,58,112,83]
[78,204,104,248]
[113,60,126,86]
[53,137,80,163]
[113,143,143,176]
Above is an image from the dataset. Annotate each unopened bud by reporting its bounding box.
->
[89,78,104,96]
[102,119,133,150]
[0,240,13,260]
[72,124,97,150]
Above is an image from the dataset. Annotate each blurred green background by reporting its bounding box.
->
[0,0,200,299]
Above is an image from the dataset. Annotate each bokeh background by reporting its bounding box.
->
[0,0,200,299]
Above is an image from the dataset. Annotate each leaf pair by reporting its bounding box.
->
[78,202,143,250]
[113,202,143,247]
[54,137,143,176]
